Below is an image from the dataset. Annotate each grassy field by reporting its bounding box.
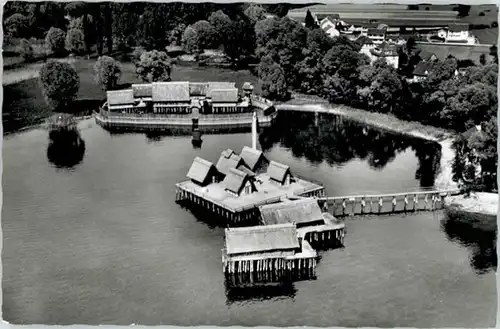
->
[417,43,494,63]
[472,28,499,45]
[3,58,260,132]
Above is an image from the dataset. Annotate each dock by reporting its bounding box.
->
[222,223,317,287]
[175,147,325,225]
[318,189,462,217]
[259,198,346,248]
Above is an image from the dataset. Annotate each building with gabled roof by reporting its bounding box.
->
[152,82,191,114]
[260,198,324,227]
[240,146,268,172]
[259,198,346,248]
[410,61,435,82]
[445,23,471,43]
[132,84,153,100]
[187,157,221,186]
[225,223,300,256]
[267,161,294,186]
[106,90,135,110]
[222,167,257,197]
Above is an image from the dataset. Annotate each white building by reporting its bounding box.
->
[445,23,471,43]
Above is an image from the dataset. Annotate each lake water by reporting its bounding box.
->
[2,112,496,326]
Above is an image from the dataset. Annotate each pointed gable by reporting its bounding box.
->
[240,146,266,171]
[187,157,217,185]
[222,168,250,195]
[216,149,246,176]
[267,161,292,185]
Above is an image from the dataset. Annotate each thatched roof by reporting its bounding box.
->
[152,82,190,102]
[132,84,152,98]
[222,167,249,195]
[240,146,265,171]
[413,61,435,77]
[216,149,245,176]
[225,223,299,255]
[187,157,216,184]
[107,89,135,105]
[259,198,324,225]
[209,88,239,103]
[189,82,209,96]
[206,82,236,94]
[267,161,291,184]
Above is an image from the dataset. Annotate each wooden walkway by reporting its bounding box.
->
[317,189,462,217]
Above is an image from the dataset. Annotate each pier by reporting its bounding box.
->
[259,198,346,248]
[318,189,462,217]
[222,224,318,287]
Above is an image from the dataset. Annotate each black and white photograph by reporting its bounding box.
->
[2,0,498,327]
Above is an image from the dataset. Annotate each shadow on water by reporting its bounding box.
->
[259,111,441,187]
[47,129,86,169]
[441,210,497,274]
[224,281,297,305]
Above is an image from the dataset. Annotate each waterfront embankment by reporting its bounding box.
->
[444,192,498,217]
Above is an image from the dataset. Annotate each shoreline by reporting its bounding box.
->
[444,192,498,217]
[277,96,458,190]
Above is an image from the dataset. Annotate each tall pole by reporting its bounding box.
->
[252,111,257,150]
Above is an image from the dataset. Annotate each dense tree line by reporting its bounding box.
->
[4,2,267,67]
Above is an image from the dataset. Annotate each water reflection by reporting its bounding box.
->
[260,112,441,187]
[47,130,86,169]
[441,210,497,274]
[225,281,297,305]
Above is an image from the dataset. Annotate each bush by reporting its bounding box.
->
[17,38,34,61]
[94,56,121,91]
[479,12,485,16]
[39,60,80,111]
[135,50,172,82]
[131,47,146,63]
[4,13,29,40]
[65,27,86,55]
[45,27,66,57]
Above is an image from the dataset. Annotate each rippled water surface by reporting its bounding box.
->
[3,113,497,326]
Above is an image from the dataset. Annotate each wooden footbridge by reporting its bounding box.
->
[317,188,462,217]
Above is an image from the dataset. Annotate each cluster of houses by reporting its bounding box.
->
[311,12,475,44]
[104,81,256,115]
[176,145,345,286]
[314,13,475,81]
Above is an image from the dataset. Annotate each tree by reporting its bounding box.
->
[208,10,232,48]
[135,50,172,82]
[4,13,29,41]
[258,55,289,100]
[305,10,317,29]
[17,39,34,61]
[45,27,66,57]
[39,61,80,111]
[480,53,487,65]
[65,2,87,18]
[244,4,266,25]
[192,20,215,52]
[112,3,140,50]
[65,26,86,55]
[94,56,121,91]
[454,5,471,17]
[223,19,256,67]
[168,23,187,46]
[182,25,200,54]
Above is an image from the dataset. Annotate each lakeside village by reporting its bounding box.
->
[4,2,497,285]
